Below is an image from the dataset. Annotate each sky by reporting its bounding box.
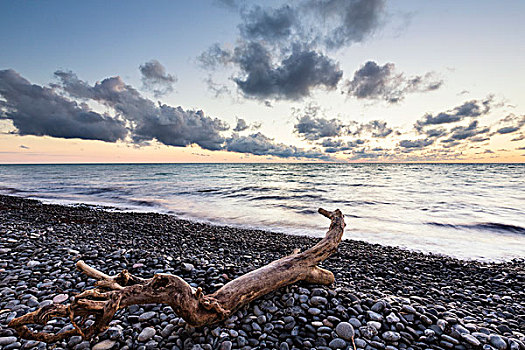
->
[1,0,524,163]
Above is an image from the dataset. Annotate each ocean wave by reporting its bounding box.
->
[427,222,525,234]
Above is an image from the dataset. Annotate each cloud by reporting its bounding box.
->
[2,68,334,162]
[319,138,364,153]
[353,120,393,137]
[232,42,342,100]
[415,96,493,129]
[233,117,249,132]
[347,147,387,160]
[55,70,229,150]
[0,69,128,142]
[495,114,525,134]
[310,0,386,49]
[345,61,443,103]
[294,114,345,140]
[200,0,388,101]
[239,5,296,43]
[399,138,434,149]
[225,132,332,160]
[139,60,177,97]
[19,145,30,149]
[443,120,490,141]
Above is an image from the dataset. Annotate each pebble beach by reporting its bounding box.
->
[0,194,523,350]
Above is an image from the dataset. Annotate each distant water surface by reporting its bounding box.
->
[0,163,524,261]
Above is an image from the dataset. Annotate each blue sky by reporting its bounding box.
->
[1,0,524,163]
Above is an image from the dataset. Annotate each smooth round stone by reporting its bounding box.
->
[329,338,347,349]
[138,327,156,342]
[0,337,17,346]
[335,322,355,340]
[462,334,481,347]
[308,307,322,315]
[310,296,328,306]
[279,342,290,350]
[367,321,382,330]
[219,341,233,350]
[386,313,400,324]
[92,339,117,350]
[489,335,507,350]
[139,311,157,322]
[371,301,385,312]
[383,331,401,342]
[52,294,69,304]
[367,311,383,322]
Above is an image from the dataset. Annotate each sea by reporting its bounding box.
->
[0,163,523,262]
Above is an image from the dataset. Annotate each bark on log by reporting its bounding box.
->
[9,208,345,343]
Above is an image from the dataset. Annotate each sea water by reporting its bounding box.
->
[0,163,523,261]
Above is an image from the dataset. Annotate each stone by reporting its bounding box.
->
[138,327,156,342]
[489,335,507,350]
[182,263,194,272]
[329,338,347,349]
[92,339,117,350]
[0,337,17,346]
[383,331,401,342]
[139,311,157,322]
[52,293,69,303]
[308,307,322,315]
[368,311,384,322]
[219,341,233,350]
[335,322,355,340]
[310,296,328,306]
[462,334,481,347]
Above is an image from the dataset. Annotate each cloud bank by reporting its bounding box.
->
[0,68,332,161]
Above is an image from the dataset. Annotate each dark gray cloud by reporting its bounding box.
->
[19,145,30,149]
[353,119,393,137]
[239,5,296,43]
[198,44,233,69]
[309,0,386,49]
[399,138,434,149]
[225,132,332,160]
[320,138,364,153]
[511,134,524,142]
[415,96,493,130]
[294,114,345,140]
[233,118,249,132]
[0,69,127,142]
[54,70,229,150]
[232,42,343,100]
[442,121,490,142]
[345,61,443,103]
[201,0,388,101]
[347,147,386,160]
[495,114,525,135]
[2,68,335,162]
[139,60,177,97]
[450,122,489,140]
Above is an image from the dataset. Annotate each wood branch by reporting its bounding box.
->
[9,208,345,343]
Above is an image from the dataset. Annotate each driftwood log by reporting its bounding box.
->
[9,208,345,343]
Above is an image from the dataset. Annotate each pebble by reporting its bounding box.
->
[335,322,354,340]
[0,195,523,350]
[92,339,117,350]
[329,338,347,349]
[137,327,156,342]
[52,293,69,303]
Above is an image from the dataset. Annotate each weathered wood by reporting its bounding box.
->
[9,208,345,343]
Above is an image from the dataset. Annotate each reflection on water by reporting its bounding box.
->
[0,163,524,261]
